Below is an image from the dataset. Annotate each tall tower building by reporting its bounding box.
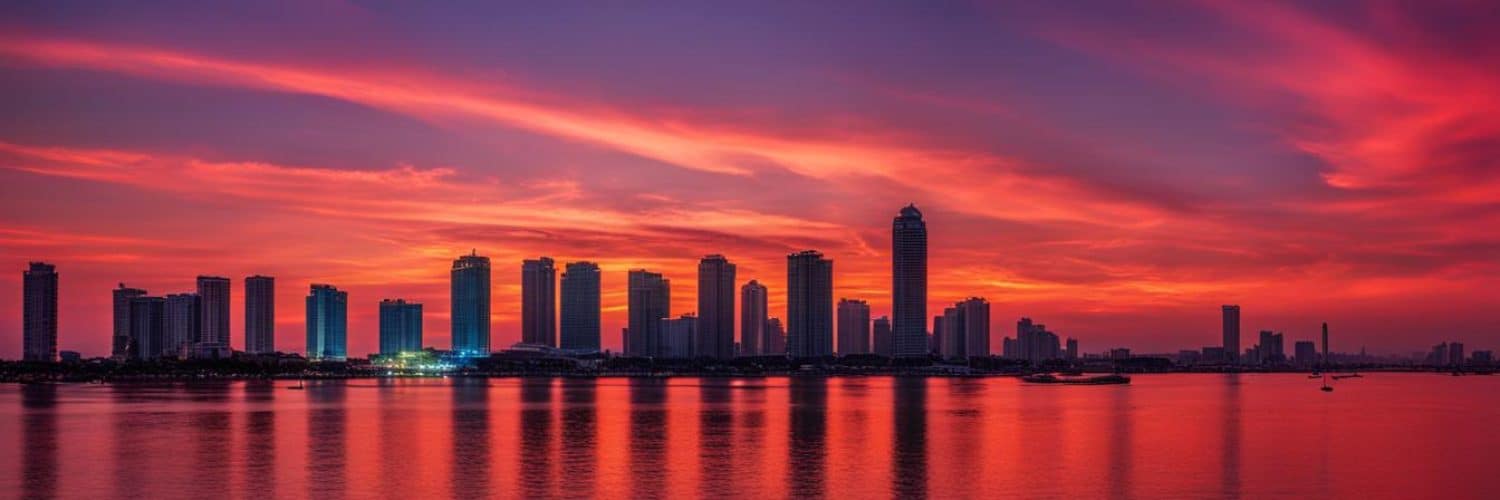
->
[1321,322,1329,367]
[837,298,871,355]
[765,317,786,355]
[195,276,231,358]
[112,284,147,359]
[1222,305,1241,364]
[129,296,166,360]
[892,204,928,357]
[451,251,491,356]
[939,306,964,359]
[22,262,59,362]
[306,284,348,361]
[244,275,275,354]
[164,293,200,359]
[627,270,670,357]
[872,316,893,356]
[560,261,601,351]
[378,299,423,355]
[959,297,990,358]
[696,255,737,360]
[740,280,767,356]
[521,257,557,347]
[786,250,833,358]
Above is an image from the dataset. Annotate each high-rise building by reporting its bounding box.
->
[740,280,767,356]
[451,251,491,356]
[696,255,737,360]
[560,261,601,351]
[164,293,199,360]
[837,298,871,355]
[1015,317,1061,364]
[306,284,348,361]
[872,316,892,356]
[765,317,786,355]
[128,296,166,361]
[958,297,990,358]
[1321,322,1329,367]
[661,314,697,359]
[1222,305,1241,364]
[23,263,58,362]
[1294,341,1318,367]
[1065,337,1078,360]
[1449,342,1465,367]
[1256,330,1285,365]
[931,315,945,355]
[378,299,423,355]
[627,270,670,357]
[939,307,963,359]
[244,276,275,354]
[195,276,231,358]
[892,204,927,357]
[786,250,833,358]
[112,284,146,359]
[521,257,556,347]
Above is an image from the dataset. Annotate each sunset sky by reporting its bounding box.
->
[1,1,1496,358]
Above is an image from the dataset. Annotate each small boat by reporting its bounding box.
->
[1332,373,1362,380]
[1022,374,1130,385]
[287,379,306,390]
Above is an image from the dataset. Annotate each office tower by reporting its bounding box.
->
[22,262,58,362]
[958,298,990,358]
[112,284,147,359]
[128,296,166,360]
[378,299,423,355]
[306,284,348,361]
[1002,337,1017,359]
[1256,331,1285,364]
[1016,317,1061,364]
[163,293,199,359]
[837,298,871,355]
[521,257,556,347]
[1429,343,1450,367]
[765,317,786,355]
[1222,305,1240,364]
[740,280,768,356]
[1449,342,1465,367]
[939,307,963,359]
[1065,338,1078,360]
[1294,341,1318,367]
[661,314,697,359]
[627,270,670,356]
[451,251,491,356]
[931,315,945,355]
[892,204,927,357]
[244,275,275,354]
[696,255,737,360]
[560,261,601,351]
[195,276,231,358]
[1321,322,1329,367]
[786,250,833,358]
[872,316,892,356]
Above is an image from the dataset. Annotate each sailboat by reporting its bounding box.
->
[287,378,305,390]
[1320,372,1333,392]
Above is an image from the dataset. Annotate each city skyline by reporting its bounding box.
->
[2,3,1498,358]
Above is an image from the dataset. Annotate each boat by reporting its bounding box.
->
[1332,373,1362,380]
[1022,374,1130,385]
[287,379,305,390]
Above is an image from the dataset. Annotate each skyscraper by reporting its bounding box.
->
[560,261,601,351]
[112,283,146,359]
[451,251,491,356]
[958,297,990,358]
[939,307,963,359]
[837,298,870,355]
[164,293,199,359]
[378,299,423,355]
[786,250,833,358]
[521,257,556,347]
[196,276,231,358]
[740,280,767,356]
[22,262,58,362]
[244,275,275,354]
[1321,322,1329,367]
[306,284,348,361]
[696,255,737,360]
[1222,305,1241,364]
[892,204,927,357]
[765,317,786,355]
[872,316,893,356]
[661,314,697,359]
[128,296,166,360]
[1065,337,1079,360]
[627,269,670,357]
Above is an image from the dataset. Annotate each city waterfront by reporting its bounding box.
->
[3,373,1494,499]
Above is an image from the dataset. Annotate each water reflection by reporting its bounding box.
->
[521,378,556,498]
[698,379,735,497]
[452,377,492,499]
[377,380,414,495]
[787,376,828,498]
[110,385,151,499]
[242,382,278,498]
[190,384,233,494]
[1107,385,1135,500]
[628,378,668,497]
[22,384,58,499]
[307,382,348,499]
[1220,374,1242,500]
[892,377,928,499]
[560,378,598,497]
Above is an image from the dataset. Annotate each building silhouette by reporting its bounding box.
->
[306,284,348,361]
[244,275,275,354]
[938,307,962,359]
[22,262,58,362]
[1012,317,1060,364]
[786,250,833,358]
[661,314,696,359]
[1065,337,1078,360]
[451,251,491,356]
[1222,305,1241,364]
[1294,340,1318,367]
[378,299,422,355]
[164,293,199,359]
[522,257,556,347]
[740,280,767,356]
[627,269,670,357]
[560,261,601,352]
[765,317,786,355]
[872,316,892,356]
[959,297,990,358]
[837,298,870,355]
[112,284,146,359]
[128,296,166,360]
[696,255,737,359]
[195,276,231,358]
[892,204,928,357]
